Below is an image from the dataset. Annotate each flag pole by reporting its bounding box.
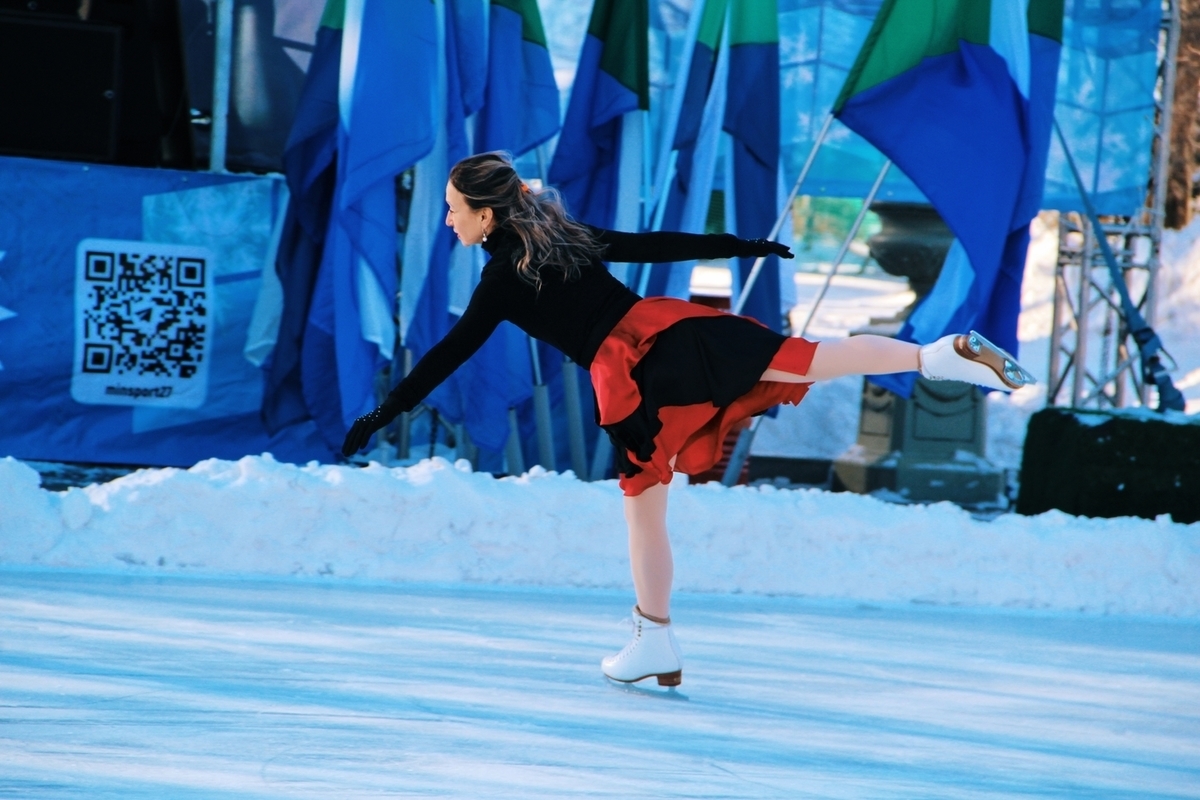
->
[634,0,729,297]
[589,429,613,481]
[528,147,559,470]
[529,336,557,469]
[732,111,834,316]
[797,160,891,337]
[552,128,589,477]
[635,148,680,296]
[561,357,589,478]
[721,154,889,488]
[649,0,706,224]
[505,408,526,475]
[209,0,234,172]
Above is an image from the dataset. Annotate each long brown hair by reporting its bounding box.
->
[448,152,603,288]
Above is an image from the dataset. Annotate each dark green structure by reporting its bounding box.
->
[833,378,1005,505]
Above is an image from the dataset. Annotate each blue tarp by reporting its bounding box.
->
[0,156,331,466]
[778,0,1161,213]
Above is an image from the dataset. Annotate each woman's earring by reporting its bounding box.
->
[482,230,488,243]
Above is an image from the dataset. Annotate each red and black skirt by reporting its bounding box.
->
[590,297,818,496]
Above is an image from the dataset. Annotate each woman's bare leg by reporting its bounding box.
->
[762,334,919,383]
[622,336,918,620]
[622,340,910,614]
[624,479,673,621]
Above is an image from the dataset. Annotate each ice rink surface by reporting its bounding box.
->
[1,570,1197,799]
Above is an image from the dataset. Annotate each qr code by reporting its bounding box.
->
[72,238,214,408]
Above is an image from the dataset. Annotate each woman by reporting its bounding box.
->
[342,152,1034,688]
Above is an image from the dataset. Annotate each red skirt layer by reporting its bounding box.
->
[590,297,818,496]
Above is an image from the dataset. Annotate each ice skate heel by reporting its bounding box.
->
[656,670,682,687]
[919,330,1036,392]
[602,607,684,686]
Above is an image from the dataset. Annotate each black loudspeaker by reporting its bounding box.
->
[0,11,121,161]
[1017,407,1200,523]
[0,0,194,168]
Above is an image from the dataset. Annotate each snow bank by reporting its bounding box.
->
[3,454,1197,617]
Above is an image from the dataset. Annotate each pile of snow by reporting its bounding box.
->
[3,454,1197,617]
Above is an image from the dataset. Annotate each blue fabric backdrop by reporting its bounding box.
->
[0,156,331,466]
[777,0,1161,213]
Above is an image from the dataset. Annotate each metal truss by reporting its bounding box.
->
[1047,0,1181,410]
[1048,213,1160,408]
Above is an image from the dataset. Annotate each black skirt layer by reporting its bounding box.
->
[604,315,789,477]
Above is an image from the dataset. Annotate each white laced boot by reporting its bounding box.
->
[918,330,1037,392]
[601,606,683,686]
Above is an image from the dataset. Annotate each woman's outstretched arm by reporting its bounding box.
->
[590,226,793,265]
[341,280,505,455]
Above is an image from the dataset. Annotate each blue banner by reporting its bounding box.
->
[0,156,332,467]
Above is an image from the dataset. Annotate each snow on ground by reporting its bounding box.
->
[3,219,1200,798]
[1,571,1197,799]
[3,454,1197,617]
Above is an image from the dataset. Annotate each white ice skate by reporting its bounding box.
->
[601,606,683,687]
[919,330,1036,392]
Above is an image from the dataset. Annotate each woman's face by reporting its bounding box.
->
[445,182,492,246]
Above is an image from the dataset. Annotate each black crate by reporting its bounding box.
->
[1017,407,1200,523]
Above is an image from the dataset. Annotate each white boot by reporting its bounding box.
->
[601,606,683,686]
[918,330,1036,392]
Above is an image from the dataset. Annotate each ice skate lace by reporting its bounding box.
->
[609,615,644,663]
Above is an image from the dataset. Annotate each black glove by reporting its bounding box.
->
[341,402,403,457]
[740,238,794,260]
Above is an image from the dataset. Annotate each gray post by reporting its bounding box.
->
[505,408,526,476]
[395,349,413,461]
[1072,222,1092,407]
[209,0,234,172]
[455,423,477,466]
[529,337,556,469]
[1145,0,1180,405]
[589,432,613,482]
[561,357,589,478]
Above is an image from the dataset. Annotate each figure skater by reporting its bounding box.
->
[342,152,1034,687]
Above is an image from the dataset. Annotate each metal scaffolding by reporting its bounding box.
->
[1047,0,1181,410]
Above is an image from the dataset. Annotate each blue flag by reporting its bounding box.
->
[835,0,1064,397]
[401,0,507,447]
[547,0,649,229]
[476,0,560,157]
[442,0,562,455]
[644,0,728,299]
[301,0,437,449]
[263,2,344,433]
[723,0,782,332]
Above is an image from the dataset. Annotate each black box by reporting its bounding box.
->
[0,11,121,161]
[1017,407,1200,522]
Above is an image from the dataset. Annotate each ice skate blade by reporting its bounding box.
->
[605,676,689,700]
[953,331,1037,390]
[604,669,682,687]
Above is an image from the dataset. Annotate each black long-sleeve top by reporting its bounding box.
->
[384,226,754,413]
